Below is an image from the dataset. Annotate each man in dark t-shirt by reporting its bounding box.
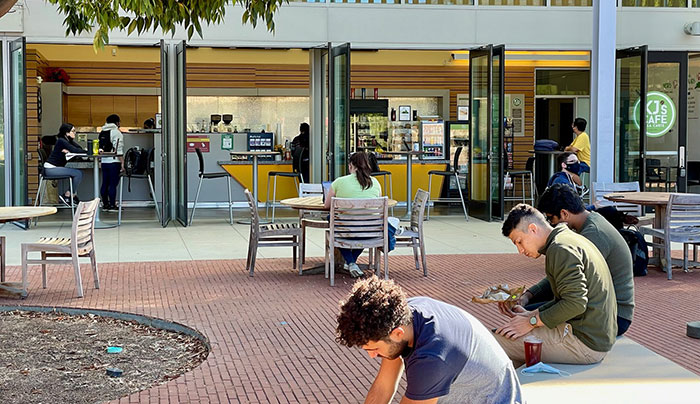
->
[336,277,522,404]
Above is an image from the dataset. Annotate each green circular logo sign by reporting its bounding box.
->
[633,91,676,138]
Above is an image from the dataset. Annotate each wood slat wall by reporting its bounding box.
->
[27,49,47,201]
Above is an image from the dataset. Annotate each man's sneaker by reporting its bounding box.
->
[348,263,363,278]
[72,195,80,206]
[58,195,71,207]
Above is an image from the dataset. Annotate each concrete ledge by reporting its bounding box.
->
[519,337,700,403]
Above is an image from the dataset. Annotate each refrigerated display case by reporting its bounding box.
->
[420,118,445,159]
[446,121,469,168]
[350,99,389,154]
[388,121,419,156]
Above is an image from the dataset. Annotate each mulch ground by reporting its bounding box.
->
[0,253,698,403]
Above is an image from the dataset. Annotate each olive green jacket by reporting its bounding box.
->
[529,225,618,352]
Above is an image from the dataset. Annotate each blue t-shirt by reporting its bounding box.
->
[547,171,575,189]
[402,297,523,404]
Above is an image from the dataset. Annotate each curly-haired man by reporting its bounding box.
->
[336,276,522,404]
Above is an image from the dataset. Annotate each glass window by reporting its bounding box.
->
[405,0,473,4]
[478,0,545,5]
[550,0,592,5]
[536,69,590,96]
[621,0,687,6]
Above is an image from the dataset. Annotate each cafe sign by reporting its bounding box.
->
[633,91,677,138]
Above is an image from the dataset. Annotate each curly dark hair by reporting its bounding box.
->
[336,276,412,348]
[538,183,585,218]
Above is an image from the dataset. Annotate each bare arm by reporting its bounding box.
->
[399,398,439,404]
[324,187,336,210]
[364,358,404,404]
[564,145,579,153]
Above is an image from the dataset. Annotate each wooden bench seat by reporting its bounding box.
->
[519,337,700,403]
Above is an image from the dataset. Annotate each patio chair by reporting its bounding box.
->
[427,146,468,221]
[244,189,301,277]
[34,148,76,221]
[297,183,328,268]
[20,198,100,298]
[592,182,652,226]
[639,193,700,280]
[394,189,429,276]
[325,197,389,286]
[189,147,233,226]
[117,147,161,225]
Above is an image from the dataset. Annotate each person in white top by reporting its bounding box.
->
[99,114,124,211]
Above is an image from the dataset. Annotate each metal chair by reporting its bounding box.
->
[189,147,233,226]
[20,198,100,298]
[505,156,535,206]
[394,189,429,276]
[427,146,468,220]
[325,197,389,286]
[266,146,305,222]
[639,193,700,280]
[371,169,394,216]
[118,147,160,225]
[297,183,328,267]
[244,189,301,276]
[34,148,76,220]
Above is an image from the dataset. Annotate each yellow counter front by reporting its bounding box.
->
[377,161,449,202]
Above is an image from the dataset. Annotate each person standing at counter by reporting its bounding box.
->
[99,114,124,211]
[291,122,310,182]
[44,123,87,206]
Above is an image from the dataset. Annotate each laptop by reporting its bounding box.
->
[322,181,332,204]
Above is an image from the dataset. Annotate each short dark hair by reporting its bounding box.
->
[106,114,121,125]
[336,276,412,348]
[557,152,574,168]
[502,203,549,237]
[573,117,587,132]
[300,122,309,134]
[537,183,585,219]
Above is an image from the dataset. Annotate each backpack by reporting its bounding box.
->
[123,147,151,192]
[618,228,649,277]
[534,139,559,151]
[98,129,114,152]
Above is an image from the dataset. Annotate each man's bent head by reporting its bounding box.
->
[336,276,412,359]
[501,204,551,259]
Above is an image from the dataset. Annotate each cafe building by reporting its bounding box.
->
[0,1,699,225]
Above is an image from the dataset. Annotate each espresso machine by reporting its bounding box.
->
[222,114,233,132]
[210,114,221,132]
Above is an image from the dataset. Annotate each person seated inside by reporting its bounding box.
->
[336,276,523,404]
[44,123,87,206]
[547,152,582,189]
[324,152,394,278]
[494,204,618,366]
[536,184,635,336]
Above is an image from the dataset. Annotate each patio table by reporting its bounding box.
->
[383,150,424,219]
[230,151,280,225]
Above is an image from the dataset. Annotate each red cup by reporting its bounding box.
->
[524,336,543,367]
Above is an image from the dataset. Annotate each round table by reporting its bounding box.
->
[280,196,398,211]
[0,206,57,297]
[383,151,424,219]
[230,151,280,224]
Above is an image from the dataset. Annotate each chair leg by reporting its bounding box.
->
[368,248,374,270]
[300,224,306,268]
[118,176,124,225]
[41,251,47,288]
[188,176,204,226]
[388,174,394,216]
[266,174,273,219]
[411,240,420,270]
[419,235,428,277]
[0,236,5,283]
[455,173,468,221]
[427,173,433,220]
[148,175,161,221]
[665,235,673,280]
[245,231,254,272]
[72,254,84,298]
[684,244,689,273]
[227,176,233,225]
[324,231,330,279]
[329,242,335,286]
[374,248,380,276]
[90,249,100,289]
[69,180,75,218]
[249,238,258,277]
[271,175,278,223]
[296,235,302,274]
[33,179,45,227]
[383,243,389,280]
[21,245,29,295]
[292,235,297,270]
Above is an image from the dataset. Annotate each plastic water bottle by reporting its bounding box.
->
[92,139,99,155]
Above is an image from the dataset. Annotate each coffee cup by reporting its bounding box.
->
[524,336,543,367]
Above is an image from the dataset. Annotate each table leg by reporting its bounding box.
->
[238,155,271,225]
[649,206,665,268]
[548,154,555,180]
[93,158,116,229]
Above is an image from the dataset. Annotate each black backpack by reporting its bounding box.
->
[123,147,152,192]
[98,129,114,152]
[618,228,649,277]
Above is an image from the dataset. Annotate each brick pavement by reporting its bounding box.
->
[1,254,699,403]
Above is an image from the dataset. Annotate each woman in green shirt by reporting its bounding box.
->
[324,152,383,277]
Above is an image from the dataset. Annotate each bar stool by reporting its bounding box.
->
[189,147,233,226]
[117,147,161,225]
[34,149,76,222]
[504,156,535,206]
[266,146,305,222]
[427,146,468,220]
[371,169,394,215]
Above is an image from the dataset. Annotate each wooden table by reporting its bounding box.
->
[230,151,280,224]
[383,151,424,219]
[0,206,57,298]
[604,191,698,270]
[72,153,118,229]
[280,196,397,275]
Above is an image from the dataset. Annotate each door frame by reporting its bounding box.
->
[468,45,493,221]
[327,42,350,180]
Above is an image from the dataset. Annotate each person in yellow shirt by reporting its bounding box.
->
[565,117,590,175]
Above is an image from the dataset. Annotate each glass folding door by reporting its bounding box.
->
[328,43,350,180]
[469,45,504,221]
[160,40,172,226]
[615,46,647,187]
[10,37,26,208]
[175,41,187,226]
